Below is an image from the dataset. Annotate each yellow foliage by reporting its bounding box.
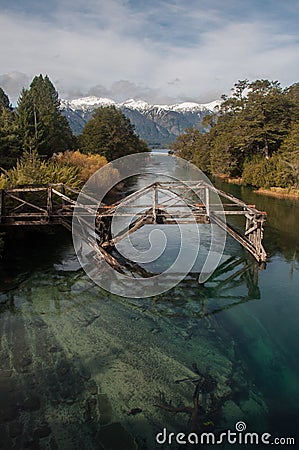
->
[0,175,7,189]
[53,150,108,183]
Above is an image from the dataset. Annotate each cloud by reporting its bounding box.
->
[0,72,30,103]
[0,0,298,104]
[87,80,162,103]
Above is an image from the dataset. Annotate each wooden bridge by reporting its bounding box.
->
[0,182,267,271]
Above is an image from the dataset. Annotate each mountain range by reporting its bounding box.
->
[60,96,221,147]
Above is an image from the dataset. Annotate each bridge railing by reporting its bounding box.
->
[0,181,267,264]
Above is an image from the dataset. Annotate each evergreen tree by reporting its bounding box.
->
[0,107,21,169]
[242,80,292,158]
[170,128,210,172]
[209,122,238,176]
[0,87,10,109]
[279,122,299,186]
[79,105,149,160]
[17,75,75,156]
[0,88,21,169]
[284,83,299,123]
[170,78,298,186]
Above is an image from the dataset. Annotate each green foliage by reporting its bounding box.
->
[0,88,21,170]
[0,87,10,109]
[279,122,299,187]
[17,75,75,156]
[170,128,210,172]
[285,83,299,121]
[242,155,292,188]
[217,79,292,160]
[1,150,80,188]
[171,78,299,188]
[79,105,149,160]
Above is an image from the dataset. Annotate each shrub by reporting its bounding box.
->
[1,150,80,188]
[53,150,108,183]
[242,155,293,188]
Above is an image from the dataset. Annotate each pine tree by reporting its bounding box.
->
[17,75,75,156]
[0,88,21,169]
[243,80,292,158]
[285,83,299,123]
[0,87,10,109]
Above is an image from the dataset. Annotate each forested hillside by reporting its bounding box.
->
[171,79,299,190]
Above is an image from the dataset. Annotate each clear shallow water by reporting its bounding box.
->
[0,157,298,450]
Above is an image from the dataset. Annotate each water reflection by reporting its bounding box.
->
[119,255,261,320]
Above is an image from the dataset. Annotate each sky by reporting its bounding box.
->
[0,0,298,104]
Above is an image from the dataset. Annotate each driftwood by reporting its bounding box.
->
[155,363,224,434]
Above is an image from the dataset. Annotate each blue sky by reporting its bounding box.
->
[0,0,298,103]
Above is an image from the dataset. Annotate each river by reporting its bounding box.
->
[0,153,298,450]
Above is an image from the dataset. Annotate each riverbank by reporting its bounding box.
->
[253,187,299,199]
[215,176,299,199]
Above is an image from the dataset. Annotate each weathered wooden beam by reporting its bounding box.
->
[245,223,259,236]
[101,214,150,248]
[5,192,48,214]
[106,183,154,212]
[213,210,256,215]
[5,187,48,193]
[211,214,267,263]
[47,187,52,215]
[51,188,77,205]
[1,220,50,226]
[3,213,48,218]
[65,186,102,205]
[198,185,262,215]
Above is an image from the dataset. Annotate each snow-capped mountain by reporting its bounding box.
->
[61,96,221,113]
[61,96,221,147]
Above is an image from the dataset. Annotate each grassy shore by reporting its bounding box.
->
[215,175,299,199]
[253,187,299,199]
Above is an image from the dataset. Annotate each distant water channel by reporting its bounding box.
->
[0,152,298,449]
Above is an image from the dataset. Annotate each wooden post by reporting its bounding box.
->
[47,187,52,217]
[61,184,66,209]
[244,213,267,262]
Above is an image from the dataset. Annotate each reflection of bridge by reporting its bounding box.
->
[0,182,267,270]
[146,256,261,319]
